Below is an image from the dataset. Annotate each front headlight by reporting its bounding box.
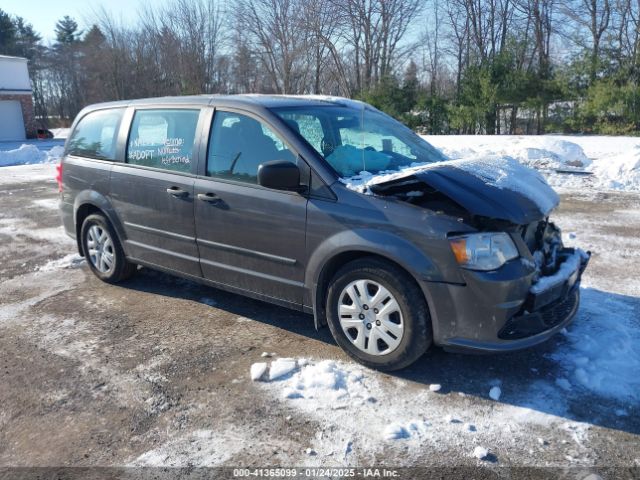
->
[449,232,519,271]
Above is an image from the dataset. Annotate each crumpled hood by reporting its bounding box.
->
[369,155,560,224]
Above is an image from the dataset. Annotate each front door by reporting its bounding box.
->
[110,108,202,277]
[194,109,307,305]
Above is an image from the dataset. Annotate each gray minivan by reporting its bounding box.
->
[58,95,589,370]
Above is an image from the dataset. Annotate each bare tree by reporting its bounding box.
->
[300,0,346,94]
[338,0,422,91]
[236,0,309,93]
[444,1,471,98]
[562,0,611,79]
[457,0,513,62]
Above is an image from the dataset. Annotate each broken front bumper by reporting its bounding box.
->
[499,249,590,340]
[421,248,591,353]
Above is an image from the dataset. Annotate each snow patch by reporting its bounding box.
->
[473,446,489,460]
[489,386,502,401]
[268,358,298,380]
[383,420,429,441]
[38,254,85,272]
[250,362,267,381]
[550,288,640,401]
[132,429,246,466]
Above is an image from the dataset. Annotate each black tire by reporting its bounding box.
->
[326,257,432,371]
[80,213,137,283]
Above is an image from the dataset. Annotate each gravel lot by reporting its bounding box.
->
[0,165,638,479]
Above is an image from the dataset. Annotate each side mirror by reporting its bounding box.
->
[257,160,301,191]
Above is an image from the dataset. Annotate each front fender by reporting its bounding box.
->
[306,228,444,329]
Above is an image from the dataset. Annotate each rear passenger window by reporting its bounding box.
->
[67,109,124,160]
[207,111,296,184]
[126,109,199,173]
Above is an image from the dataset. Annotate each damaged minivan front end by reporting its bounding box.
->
[366,156,591,352]
[272,98,590,359]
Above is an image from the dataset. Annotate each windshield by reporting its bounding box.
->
[271,104,446,178]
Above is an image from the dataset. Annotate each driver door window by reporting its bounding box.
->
[207,111,295,184]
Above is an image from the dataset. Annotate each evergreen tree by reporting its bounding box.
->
[0,9,17,54]
[55,16,80,44]
[13,17,41,59]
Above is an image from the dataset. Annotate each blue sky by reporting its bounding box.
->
[2,0,144,41]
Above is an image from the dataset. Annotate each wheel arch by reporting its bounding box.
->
[74,191,126,257]
[307,229,443,332]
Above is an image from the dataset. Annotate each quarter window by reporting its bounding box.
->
[207,111,296,183]
[67,108,124,160]
[126,109,200,173]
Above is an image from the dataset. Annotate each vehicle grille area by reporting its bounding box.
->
[498,286,579,340]
[520,219,563,280]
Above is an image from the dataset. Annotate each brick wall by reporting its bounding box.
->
[0,93,37,139]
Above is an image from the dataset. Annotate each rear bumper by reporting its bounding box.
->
[59,198,76,239]
[421,248,590,353]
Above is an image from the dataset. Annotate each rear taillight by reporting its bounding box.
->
[55,162,63,193]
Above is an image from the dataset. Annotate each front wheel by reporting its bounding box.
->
[80,213,136,283]
[325,258,432,371]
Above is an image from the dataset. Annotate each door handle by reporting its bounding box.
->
[197,192,221,203]
[167,187,189,198]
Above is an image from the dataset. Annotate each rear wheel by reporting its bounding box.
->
[81,213,136,283]
[326,258,432,371]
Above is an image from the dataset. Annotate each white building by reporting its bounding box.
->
[0,55,36,141]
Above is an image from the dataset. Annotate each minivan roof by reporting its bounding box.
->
[81,94,368,111]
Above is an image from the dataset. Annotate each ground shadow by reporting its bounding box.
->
[123,267,334,345]
[121,270,639,436]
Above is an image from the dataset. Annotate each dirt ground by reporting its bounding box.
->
[0,168,638,479]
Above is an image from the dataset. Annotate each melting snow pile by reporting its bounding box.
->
[427,134,640,192]
[38,254,86,272]
[251,358,371,406]
[0,144,64,167]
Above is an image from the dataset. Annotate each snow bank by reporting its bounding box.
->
[426,135,640,192]
[0,143,64,167]
[0,145,46,167]
[429,135,592,170]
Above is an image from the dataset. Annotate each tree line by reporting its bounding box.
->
[0,0,638,134]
